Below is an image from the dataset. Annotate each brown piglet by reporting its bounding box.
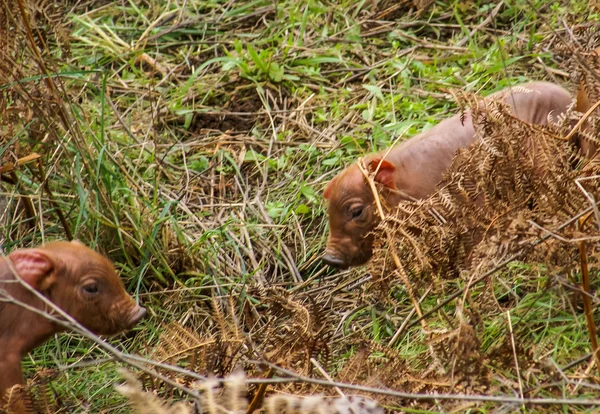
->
[0,240,146,409]
[322,81,573,269]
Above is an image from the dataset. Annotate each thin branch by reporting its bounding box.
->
[247,360,600,406]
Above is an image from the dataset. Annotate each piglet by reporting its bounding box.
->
[0,240,146,409]
[322,82,573,269]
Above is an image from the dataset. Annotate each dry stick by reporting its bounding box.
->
[404,199,600,332]
[310,358,344,397]
[245,368,274,414]
[574,175,600,229]
[356,159,424,321]
[387,289,430,347]
[252,360,600,406]
[110,353,207,383]
[8,171,36,229]
[34,159,73,241]
[564,99,600,142]
[506,310,524,410]
[577,229,600,378]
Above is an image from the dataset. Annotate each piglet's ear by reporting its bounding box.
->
[324,177,338,200]
[8,249,55,291]
[369,159,397,189]
[70,239,85,247]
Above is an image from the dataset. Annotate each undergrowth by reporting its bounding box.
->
[1,0,600,412]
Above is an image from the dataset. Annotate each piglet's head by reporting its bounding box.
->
[322,157,397,269]
[8,240,145,336]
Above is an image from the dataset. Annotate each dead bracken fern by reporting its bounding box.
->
[370,90,595,282]
[365,35,600,394]
[550,25,600,153]
[4,369,59,414]
[144,286,332,397]
[141,298,246,393]
[247,286,333,374]
[116,369,194,414]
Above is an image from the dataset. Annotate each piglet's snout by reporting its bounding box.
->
[128,305,146,327]
[322,253,348,269]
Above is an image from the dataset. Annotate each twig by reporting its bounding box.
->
[564,99,600,142]
[387,289,429,347]
[577,226,600,378]
[245,368,273,414]
[35,159,73,241]
[248,360,600,406]
[310,358,344,397]
[455,1,505,47]
[575,176,600,229]
[507,310,524,409]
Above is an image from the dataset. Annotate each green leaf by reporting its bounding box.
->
[247,44,268,74]
[183,112,193,130]
[292,56,344,65]
[295,204,311,214]
[244,149,266,162]
[300,184,317,203]
[362,84,384,101]
[322,157,339,166]
[483,56,526,75]
[266,201,287,219]
[268,62,284,82]
[189,156,209,173]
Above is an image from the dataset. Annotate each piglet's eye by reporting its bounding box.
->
[351,206,364,219]
[82,283,99,295]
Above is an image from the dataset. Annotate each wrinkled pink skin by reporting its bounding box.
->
[0,241,146,411]
[323,82,573,269]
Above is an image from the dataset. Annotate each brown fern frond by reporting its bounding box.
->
[116,369,193,414]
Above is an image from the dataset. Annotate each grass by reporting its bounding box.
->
[1,0,600,412]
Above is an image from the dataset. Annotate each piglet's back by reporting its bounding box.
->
[384,113,477,199]
[379,82,572,199]
[494,81,573,125]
